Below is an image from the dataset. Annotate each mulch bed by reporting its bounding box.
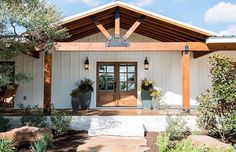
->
[145,132,159,152]
[48,130,88,152]
[17,130,159,152]
[17,130,88,152]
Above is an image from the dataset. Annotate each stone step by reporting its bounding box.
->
[88,116,145,137]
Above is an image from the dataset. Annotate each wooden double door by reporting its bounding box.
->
[97,62,137,107]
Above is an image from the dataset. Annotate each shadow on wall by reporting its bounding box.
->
[163,91,198,107]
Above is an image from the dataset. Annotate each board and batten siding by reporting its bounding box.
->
[9,28,236,109]
[1,52,44,108]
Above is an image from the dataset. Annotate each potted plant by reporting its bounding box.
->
[140,78,161,109]
[70,83,81,110]
[70,78,94,110]
[78,78,94,110]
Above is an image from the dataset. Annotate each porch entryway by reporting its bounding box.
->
[97,62,137,107]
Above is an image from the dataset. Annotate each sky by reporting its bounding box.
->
[47,0,236,35]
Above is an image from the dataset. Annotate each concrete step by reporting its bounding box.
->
[88,116,145,137]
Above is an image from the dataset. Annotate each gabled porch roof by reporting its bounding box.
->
[61,1,215,42]
[42,1,236,114]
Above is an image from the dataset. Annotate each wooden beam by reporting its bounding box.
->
[44,53,52,114]
[122,15,145,40]
[193,43,236,58]
[182,49,190,111]
[91,16,113,40]
[115,10,120,38]
[55,42,210,52]
[207,43,236,50]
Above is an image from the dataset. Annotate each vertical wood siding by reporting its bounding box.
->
[9,53,44,108]
[9,28,236,108]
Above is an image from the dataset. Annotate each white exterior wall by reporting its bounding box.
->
[52,51,184,109]
[10,28,236,109]
[50,28,236,109]
[3,52,44,108]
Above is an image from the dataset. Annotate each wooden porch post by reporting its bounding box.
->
[44,53,52,114]
[182,45,190,112]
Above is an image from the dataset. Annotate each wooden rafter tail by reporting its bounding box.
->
[115,9,120,38]
[91,16,113,40]
[122,15,145,40]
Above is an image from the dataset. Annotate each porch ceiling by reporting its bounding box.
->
[61,6,211,42]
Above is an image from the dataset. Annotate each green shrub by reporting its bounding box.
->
[19,104,47,128]
[157,133,171,152]
[30,140,47,152]
[0,116,11,132]
[0,139,15,152]
[157,116,191,151]
[166,116,191,141]
[42,133,54,149]
[174,140,235,152]
[50,107,71,136]
[70,78,94,96]
[30,133,53,152]
[157,137,235,152]
[172,139,210,152]
[191,130,203,135]
[196,54,236,142]
[224,146,236,152]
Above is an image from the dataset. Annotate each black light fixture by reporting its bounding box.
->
[84,57,89,70]
[144,57,149,70]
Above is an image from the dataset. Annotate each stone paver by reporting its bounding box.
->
[188,135,230,149]
[77,136,149,152]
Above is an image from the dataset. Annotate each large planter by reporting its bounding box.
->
[152,100,160,110]
[71,96,80,110]
[141,90,152,110]
[79,91,91,110]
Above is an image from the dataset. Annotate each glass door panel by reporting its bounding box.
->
[98,64,115,91]
[97,62,137,107]
[118,64,136,92]
[117,63,137,106]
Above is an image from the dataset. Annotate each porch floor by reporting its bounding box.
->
[0,108,196,116]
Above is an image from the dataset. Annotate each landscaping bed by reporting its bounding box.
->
[145,132,159,152]
[16,130,88,152]
[49,130,88,152]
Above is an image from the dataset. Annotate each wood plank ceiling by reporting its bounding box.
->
[61,6,210,42]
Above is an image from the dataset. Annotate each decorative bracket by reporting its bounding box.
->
[91,16,113,40]
[122,15,145,40]
[91,13,145,47]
